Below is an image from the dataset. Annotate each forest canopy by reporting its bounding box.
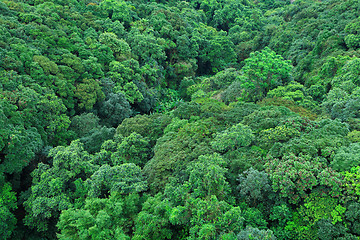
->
[1,0,360,239]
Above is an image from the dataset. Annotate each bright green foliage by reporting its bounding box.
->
[345,17,360,49]
[271,119,350,159]
[267,81,316,110]
[331,143,360,171]
[343,166,360,198]
[143,117,220,192]
[162,154,244,239]
[74,78,105,111]
[86,164,147,198]
[23,140,95,233]
[108,59,142,87]
[100,0,135,26]
[184,154,230,200]
[33,55,59,75]
[300,193,346,225]
[115,132,152,167]
[133,193,174,240]
[347,130,360,143]
[240,47,293,102]
[57,193,142,240]
[2,0,360,238]
[211,123,254,153]
[270,204,293,228]
[286,192,346,239]
[0,180,17,240]
[99,32,131,61]
[242,106,295,132]
[258,125,301,149]
[127,29,167,65]
[119,82,144,104]
[242,207,268,229]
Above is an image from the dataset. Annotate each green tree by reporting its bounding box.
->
[331,143,360,171]
[86,163,147,198]
[23,140,95,234]
[237,168,271,205]
[97,92,132,127]
[265,154,343,204]
[99,32,131,61]
[58,193,142,240]
[74,78,105,111]
[211,123,254,153]
[240,47,293,102]
[0,178,17,240]
[114,132,152,167]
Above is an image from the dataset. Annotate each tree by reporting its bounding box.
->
[115,132,152,167]
[133,193,174,240]
[97,92,132,127]
[58,193,142,240]
[265,154,343,204]
[74,78,105,111]
[0,178,17,240]
[237,168,271,205]
[86,163,147,198]
[99,32,131,61]
[237,225,276,240]
[116,113,171,146]
[211,123,254,153]
[23,140,95,234]
[331,143,360,171]
[239,47,293,102]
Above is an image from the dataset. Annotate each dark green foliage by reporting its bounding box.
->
[115,132,153,167]
[242,105,295,132]
[171,102,201,119]
[238,168,271,205]
[97,92,132,127]
[80,126,115,153]
[70,113,100,138]
[2,0,360,238]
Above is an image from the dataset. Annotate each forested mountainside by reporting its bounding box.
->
[1,0,360,239]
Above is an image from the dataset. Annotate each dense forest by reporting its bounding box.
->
[1,0,360,239]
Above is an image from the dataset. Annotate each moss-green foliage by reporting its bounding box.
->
[2,0,360,239]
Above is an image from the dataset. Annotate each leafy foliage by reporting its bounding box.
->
[2,0,360,238]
